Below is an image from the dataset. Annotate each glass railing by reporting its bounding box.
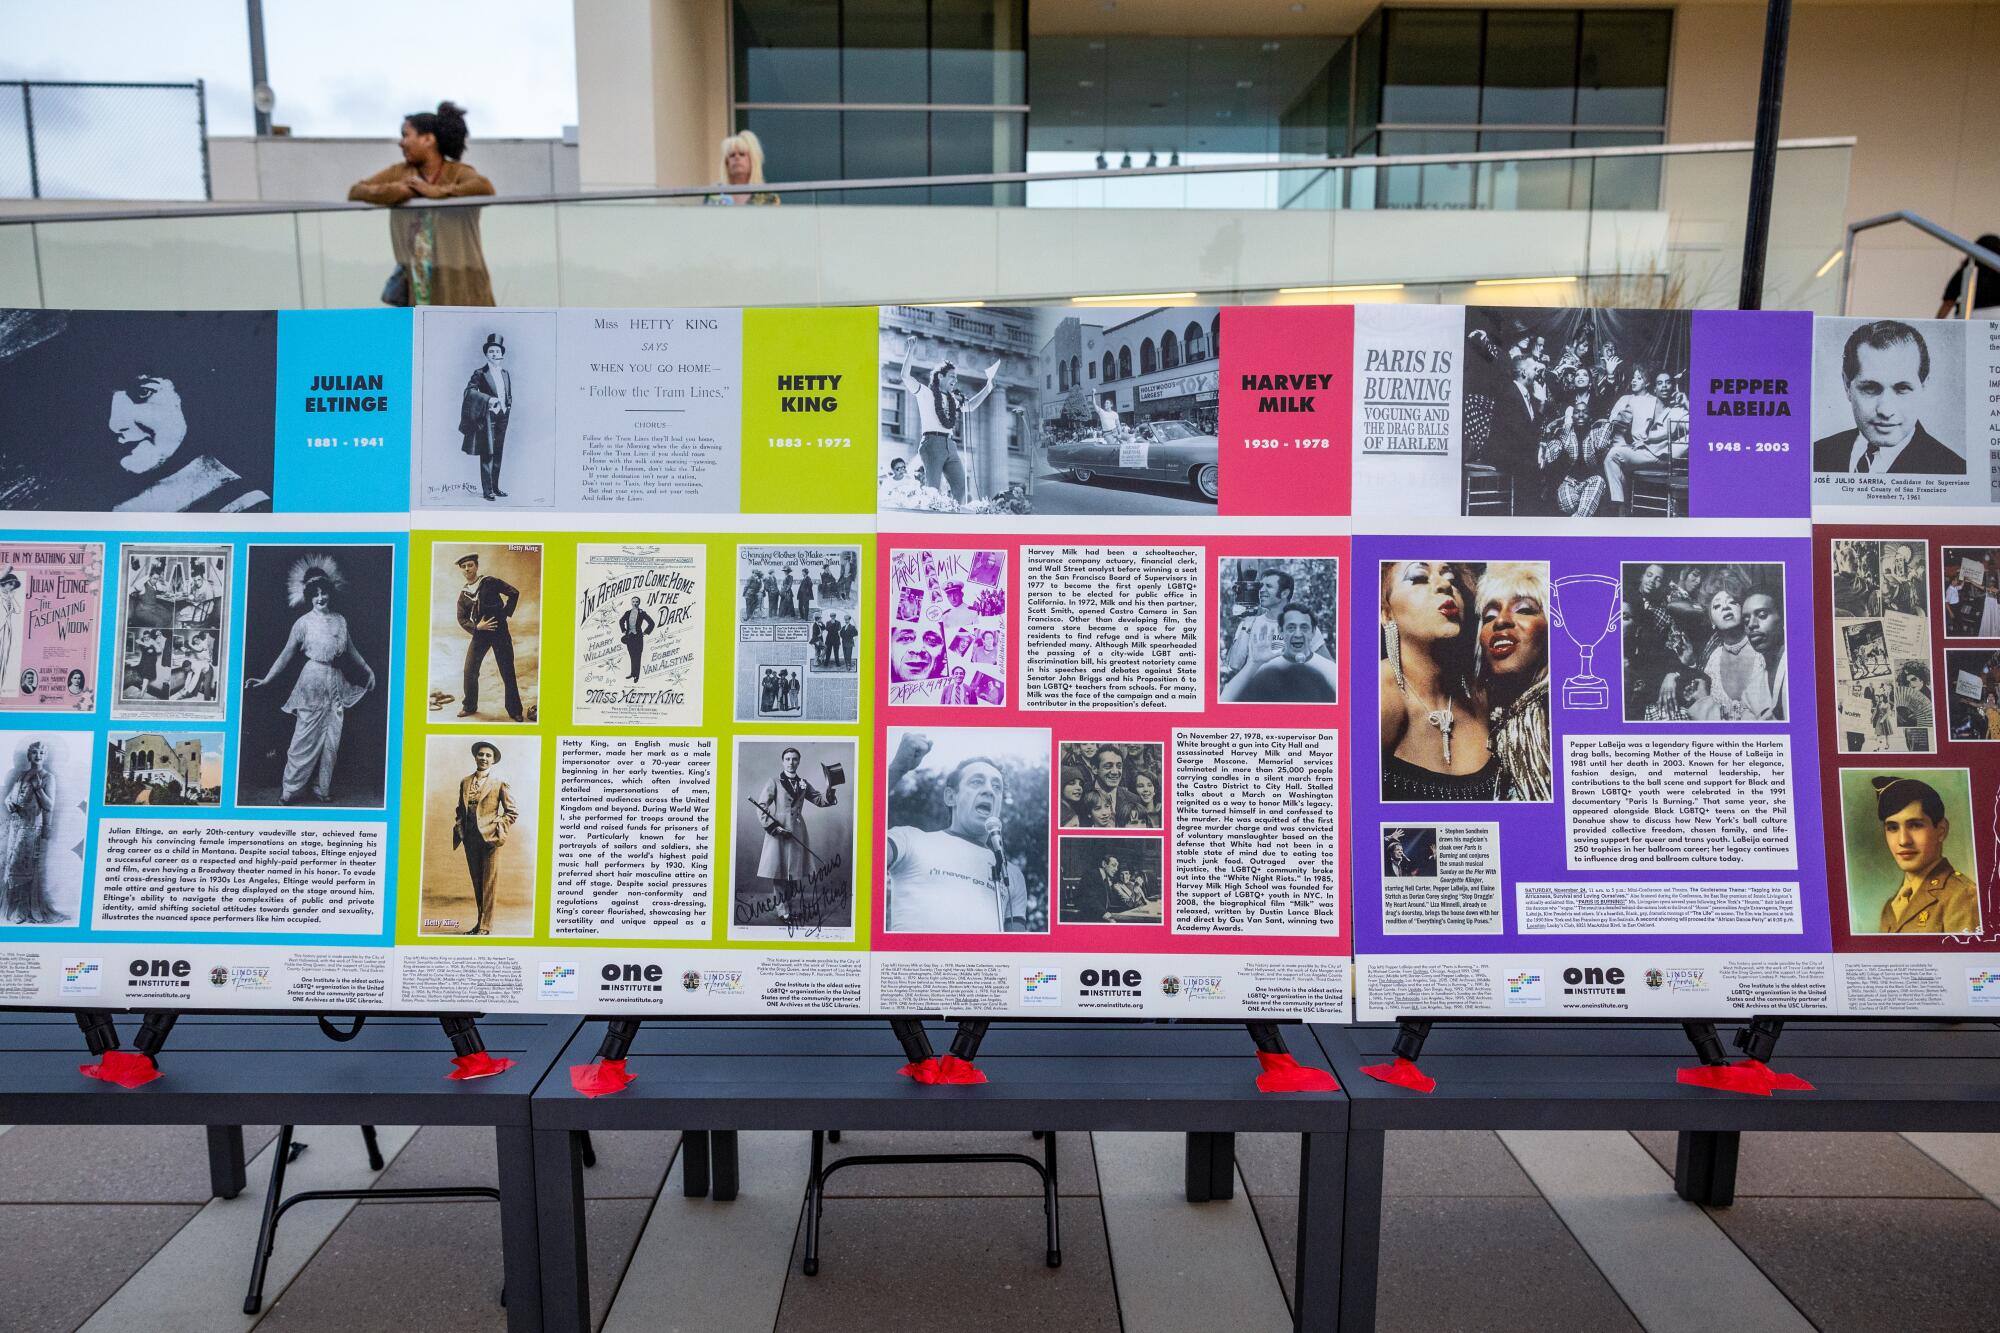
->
[0,138,1852,314]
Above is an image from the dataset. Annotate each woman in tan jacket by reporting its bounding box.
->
[348,101,496,306]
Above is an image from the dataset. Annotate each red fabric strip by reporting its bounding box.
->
[570,1058,635,1097]
[930,1054,989,1085]
[1676,1058,1814,1096]
[446,1051,516,1081]
[897,1056,942,1084]
[1254,1051,1340,1093]
[1358,1056,1437,1094]
[78,1050,161,1089]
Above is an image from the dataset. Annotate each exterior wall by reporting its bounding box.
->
[575,0,732,193]
[1668,1,2000,317]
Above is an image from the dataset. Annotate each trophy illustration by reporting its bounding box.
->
[1548,573,1621,710]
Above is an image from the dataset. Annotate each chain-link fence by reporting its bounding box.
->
[0,81,210,201]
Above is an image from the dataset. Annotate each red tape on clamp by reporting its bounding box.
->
[897,1056,942,1083]
[447,1051,516,1081]
[930,1054,989,1085]
[1676,1058,1814,1096]
[570,1058,635,1097]
[1358,1057,1437,1093]
[79,1049,162,1089]
[1254,1051,1340,1093]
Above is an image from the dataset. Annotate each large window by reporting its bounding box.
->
[1316,7,1671,211]
[734,0,1026,202]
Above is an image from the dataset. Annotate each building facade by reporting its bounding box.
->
[108,733,204,795]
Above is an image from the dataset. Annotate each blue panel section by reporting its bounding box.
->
[0,527,406,949]
[273,309,413,512]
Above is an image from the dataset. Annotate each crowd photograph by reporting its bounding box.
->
[1461,307,1693,518]
[1945,649,2000,741]
[1944,546,2000,638]
[1620,561,1788,723]
[1379,559,1552,802]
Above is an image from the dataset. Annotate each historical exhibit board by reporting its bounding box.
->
[1,300,1991,1021]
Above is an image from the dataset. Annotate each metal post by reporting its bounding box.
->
[246,0,272,137]
[1737,0,1794,310]
[195,78,212,200]
[20,83,41,199]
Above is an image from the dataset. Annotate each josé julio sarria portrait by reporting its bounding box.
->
[112,543,230,722]
[236,545,393,808]
[0,309,278,513]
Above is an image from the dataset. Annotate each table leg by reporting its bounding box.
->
[1674,1130,1740,1207]
[1320,1127,1381,1332]
[1184,1132,1236,1202]
[535,1128,590,1333]
[496,1124,542,1333]
[206,1125,246,1200]
[711,1130,739,1202]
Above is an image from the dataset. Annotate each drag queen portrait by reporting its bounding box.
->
[1380,560,1499,801]
[1473,562,1553,801]
[245,555,377,804]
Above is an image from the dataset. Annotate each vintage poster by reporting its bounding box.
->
[1816,522,2000,1015]
[574,542,705,727]
[886,546,1006,708]
[111,542,230,722]
[424,540,541,726]
[870,532,1352,1021]
[734,543,861,723]
[553,309,745,511]
[1810,316,2000,508]
[1350,534,1832,1020]
[1351,305,1812,520]
[0,540,102,712]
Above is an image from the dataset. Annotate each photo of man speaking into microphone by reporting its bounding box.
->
[883,726,1049,933]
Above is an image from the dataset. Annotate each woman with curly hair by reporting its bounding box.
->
[349,101,496,306]
[1474,562,1552,801]
[245,556,377,805]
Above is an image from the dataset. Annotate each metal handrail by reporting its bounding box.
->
[1840,210,2000,318]
[0,135,1856,226]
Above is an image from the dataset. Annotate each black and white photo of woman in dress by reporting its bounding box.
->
[243,555,379,806]
[0,310,277,513]
[0,732,87,925]
[238,545,394,809]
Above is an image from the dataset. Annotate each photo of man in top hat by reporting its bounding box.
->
[619,595,653,682]
[1812,320,1964,475]
[460,333,512,501]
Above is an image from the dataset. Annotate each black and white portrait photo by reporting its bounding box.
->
[0,309,277,513]
[236,545,392,808]
[1811,318,1967,477]
[1218,556,1338,704]
[1460,307,1692,518]
[878,304,1224,519]
[0,731,90,925]
[1621,562,1788,723]
[1057,741,1163,829]
[416,309,556,509]
[419,733,540,937]
[1382,827,1438,879]
[728,737,855,941]
[734,544,861,724]
[884,726,1049,934]
[1057,836,1163,925]
[112,543,229,722]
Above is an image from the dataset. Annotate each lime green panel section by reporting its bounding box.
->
[739,307,878,513]
[397,530,872,951]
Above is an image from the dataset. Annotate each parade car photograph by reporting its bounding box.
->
[1043,419,1220,502]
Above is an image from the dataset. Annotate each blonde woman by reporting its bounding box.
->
[707,131,780,206]
[1473,562,1552,801]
